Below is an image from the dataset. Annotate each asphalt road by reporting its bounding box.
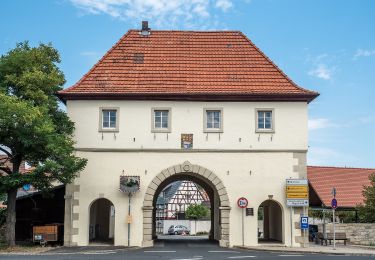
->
[0,239,373,259]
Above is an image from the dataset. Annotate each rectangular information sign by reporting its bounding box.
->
[300,216,309,229]
[286,186,309,192]
[286,193,308,199]
[287,199,309,207]
[286,179,309,207]
[286,179,308,185]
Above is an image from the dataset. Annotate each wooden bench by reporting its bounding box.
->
[316,232,348,246]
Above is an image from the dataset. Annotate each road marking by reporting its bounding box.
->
[170,258,202,260]
[278,255,304,257]
[228,256,256,259]
[82,251,116,255]
[144,250,177,253]
[208,250,240,253]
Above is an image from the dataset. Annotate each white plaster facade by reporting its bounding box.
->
[63,100,310,247]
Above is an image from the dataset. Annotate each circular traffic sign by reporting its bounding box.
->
[331,198,338,209]
[237,197,248,208]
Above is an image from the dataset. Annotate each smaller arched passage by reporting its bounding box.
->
[89,198,115,244]
[142,161,231,247]
[258,200,283,243]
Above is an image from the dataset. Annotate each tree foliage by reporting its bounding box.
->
[185,204,210,220]
[0,42,87,246]
[357,173,375,223]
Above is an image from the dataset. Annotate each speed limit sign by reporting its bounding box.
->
[237,197,248,208]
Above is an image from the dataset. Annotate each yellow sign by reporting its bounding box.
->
[286,186,309,193]
[286,193,308,199]
[126,215,132,224]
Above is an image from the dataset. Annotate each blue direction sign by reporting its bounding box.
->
[331,198,338,209]
[300,216,309,229]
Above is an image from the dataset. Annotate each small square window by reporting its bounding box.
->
[256,109,274,132]
[204,108,223,132]
[152,108,171,133]
[99,108,119,132]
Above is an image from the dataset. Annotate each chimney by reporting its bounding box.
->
[141,21,150,36]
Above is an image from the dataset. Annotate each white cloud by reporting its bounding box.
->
[215,0,233,11]
[308,118,340,130]
[353,49,375,59]
[308,64,332,80]
[69,0,242,29]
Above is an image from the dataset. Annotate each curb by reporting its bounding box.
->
[234,246,375,256]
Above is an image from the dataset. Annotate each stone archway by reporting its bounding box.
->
[258,199,283,243]
[142,161,230,247]
[89,198,115,244]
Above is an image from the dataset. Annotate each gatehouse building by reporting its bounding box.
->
[58,22,319,248]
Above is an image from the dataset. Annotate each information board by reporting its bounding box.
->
[286,179,309,207]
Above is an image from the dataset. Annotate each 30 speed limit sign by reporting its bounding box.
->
[237,197,248,208]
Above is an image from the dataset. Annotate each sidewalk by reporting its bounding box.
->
[235,242,375,256]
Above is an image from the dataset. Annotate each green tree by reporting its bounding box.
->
[357,173,375,223]
[185,204,210,220]
[0,42,87,246]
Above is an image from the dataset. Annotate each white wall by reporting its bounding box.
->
[67,100,308,151]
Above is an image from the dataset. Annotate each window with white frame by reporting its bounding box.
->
[204,109,223,132]
[152,108,171,132]
[99,108,119,132]
[256,110,273,131]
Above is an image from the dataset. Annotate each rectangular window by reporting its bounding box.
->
[256,109,274,132]
[99,107,119,132]
[152,108,171,132]
[103,110,117,128]
[154,110,169,129]
[204,108,223,132]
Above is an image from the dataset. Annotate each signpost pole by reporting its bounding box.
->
[290,206,293,247]
[333,208,336,250]
[237,197,248,247]
[128,193,131,247]
[242,207,245,246]
[331,187,337,250]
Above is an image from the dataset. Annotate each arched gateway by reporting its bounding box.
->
[142,161,231,247]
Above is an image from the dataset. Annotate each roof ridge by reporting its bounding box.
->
[308,165,375,170]
[238,32,319,99]
[128,29,242,33]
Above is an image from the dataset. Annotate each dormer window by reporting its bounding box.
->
[99,108,119,132]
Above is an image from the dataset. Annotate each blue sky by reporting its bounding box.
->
[1,0,374,168]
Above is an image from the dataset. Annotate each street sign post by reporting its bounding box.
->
[237,197,248,208]
[286,179,309,247]
[331,198,337,209]
[300,216,309,229]
[237,197,248,246]
[331,188,338,250]
[286,179,309,207]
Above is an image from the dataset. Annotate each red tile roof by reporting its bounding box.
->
[307,166,375,208]
[59,30,319,102]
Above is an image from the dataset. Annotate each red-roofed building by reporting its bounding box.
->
[308,166,375,208]
[59,22,318,248]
